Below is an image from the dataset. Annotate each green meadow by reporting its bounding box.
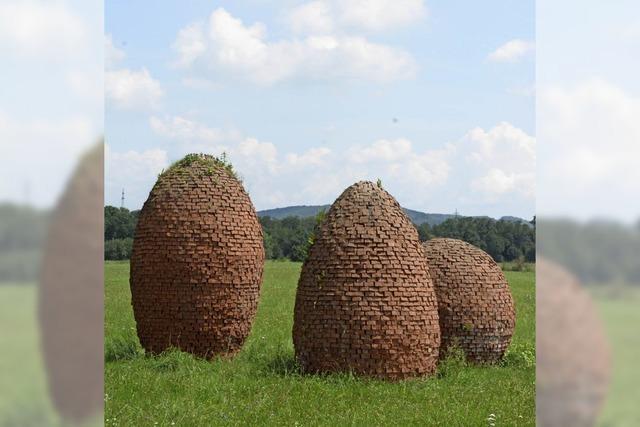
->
[105,260,535,426]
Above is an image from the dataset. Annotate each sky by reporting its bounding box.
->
[537,0,640,223]
[105,0,535,218]
[0,0,103,208]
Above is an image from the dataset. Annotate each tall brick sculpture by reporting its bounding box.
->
[537,257,610,426]
[130,154,264,358]
[423,238,515,362]
[40,143,104,424]
[293,181,440,380]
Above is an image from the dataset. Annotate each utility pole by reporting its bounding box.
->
[121,188,125,209]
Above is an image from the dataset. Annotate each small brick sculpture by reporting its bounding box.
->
[293,181,440,380]
[130,154,264,358]
[423,238,515,362]
[537,257,610,426]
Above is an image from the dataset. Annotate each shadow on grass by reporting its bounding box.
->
[104,336,142,362]
[258,352,301,377]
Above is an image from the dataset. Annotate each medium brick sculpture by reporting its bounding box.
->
[537,257,610,427]
[423,238,515,363]
[130,153,264,358]
[293,181,440,380]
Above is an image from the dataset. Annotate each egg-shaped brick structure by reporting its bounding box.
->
[537,257,610,427]
[422,238,515,363]
[130,153,264,358]
[40,142,104,424]
[293,181,440,380]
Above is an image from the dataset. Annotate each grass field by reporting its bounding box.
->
[592,288,640,427]
[0,284,59,426]
[105,260,535,426]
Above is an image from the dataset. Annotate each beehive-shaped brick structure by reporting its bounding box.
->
[40,143,104,424]
[293,181,440,380]
[537,257,610,426]
[423,238,515,363]
[130,154,264,358]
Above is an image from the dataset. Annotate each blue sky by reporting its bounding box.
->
[0,0,103,208]
[105,0,534,218]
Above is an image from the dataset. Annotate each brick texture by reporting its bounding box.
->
[130,154,264,358]
[423,238,515,363]
[536,257,610,426]
[293,181,440,380]
[40,143,104,423]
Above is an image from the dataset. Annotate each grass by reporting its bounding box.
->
[105,261,535,426]
[591,287,640,426]
[0,284,59,426]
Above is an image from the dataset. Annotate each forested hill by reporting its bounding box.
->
[258,205,530,227]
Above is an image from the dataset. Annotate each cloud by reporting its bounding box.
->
[538,79,640,220]
[351,138,413,162]
[105,34,125,68]
[108,113,532,213]
[337,0,427,32]
[105,68,164,110]
[172,8,417,85]
[461,122,536,199]
[287,0,427,34]
[287,1,335,34]
[0,1,86,57]
[149,115,239,144]
[488,39,535,63]
[0,111,95,207]
[286,147,332,167]
[465,122,535,167]
[105,145,169,207]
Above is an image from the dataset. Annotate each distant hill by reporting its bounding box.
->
[500,216,533,226]
[258,205,530,227]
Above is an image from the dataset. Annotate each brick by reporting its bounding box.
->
[293,181,440,380]
[423,238,515,363]
[130,154,264,359]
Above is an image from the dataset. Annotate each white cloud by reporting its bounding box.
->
[337,0,427,32]
[0,111,96,207]
[287,0,426,34]
[105,68,164,110]
[287,1,334,34]
[149,115,239,144]
[173,8,417,85]
[286,147,332,167]
[105,34,125,68]
[351,138,413,162]
[172,23,207,68]
[488,39,535,63]
[118,111,531,213]
[461,122,536,199]
[105,145,169,208]
[538,79,640,220]
[347,138,451,189]
[0,1,86,57]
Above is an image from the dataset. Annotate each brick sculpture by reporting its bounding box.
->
[293,181,441,380]
[423,238,515,362]
[130,153,264,358]
[536,257,610,426]
[40,143,104,423]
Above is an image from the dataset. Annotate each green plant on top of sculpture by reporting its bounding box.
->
[159,153,238,180]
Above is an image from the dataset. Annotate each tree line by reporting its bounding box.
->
[0,203,49,283]
[105,206,535,264]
